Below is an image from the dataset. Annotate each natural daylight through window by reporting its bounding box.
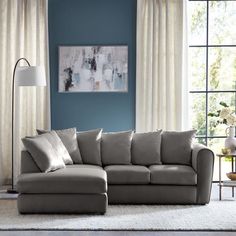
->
[189,0,236,180]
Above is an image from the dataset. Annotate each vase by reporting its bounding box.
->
[225,126,236,154]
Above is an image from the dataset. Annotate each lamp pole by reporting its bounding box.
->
[7,58,31,193]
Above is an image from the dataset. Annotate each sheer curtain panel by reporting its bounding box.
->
[0,0,50,186]
[136,0,188,132]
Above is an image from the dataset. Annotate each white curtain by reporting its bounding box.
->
[136,0,189,132]
[0,0,50,186]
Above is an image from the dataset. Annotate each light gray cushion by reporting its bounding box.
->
[37,128,81,164]
[149,165,197,185]
[102,130,133,165]
[161,130,196,165]
[22,132,66,173]
[77,129,103,166]
[131,130,162,166]
[17,164,107,194]
[105,165,150,184]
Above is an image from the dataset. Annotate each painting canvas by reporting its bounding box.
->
[59,46,128,92]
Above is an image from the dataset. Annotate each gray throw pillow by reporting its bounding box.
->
[37,128,82,164]
[131,130,162,165]
[77,129,103,166]
[101,130,133,165]
[161,130,196,165]
[22,132,66,173]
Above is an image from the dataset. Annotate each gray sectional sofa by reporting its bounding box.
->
[17,128,214,214]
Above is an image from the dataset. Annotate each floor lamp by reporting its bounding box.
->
[7,58,46,193]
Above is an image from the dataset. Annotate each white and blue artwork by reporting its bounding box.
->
[58,46,128,92]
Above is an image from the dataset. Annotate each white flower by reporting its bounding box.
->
[226,114,236,126]
[220,107,232,119]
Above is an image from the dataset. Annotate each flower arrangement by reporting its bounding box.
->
[208,102,236,127]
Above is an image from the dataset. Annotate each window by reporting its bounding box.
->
[189,0,236,180]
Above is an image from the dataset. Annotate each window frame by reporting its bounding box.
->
[189,0,236,145]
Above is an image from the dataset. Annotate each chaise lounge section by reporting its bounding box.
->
[17,151,107,214]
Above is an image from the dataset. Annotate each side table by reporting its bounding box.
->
[217,153,236,200]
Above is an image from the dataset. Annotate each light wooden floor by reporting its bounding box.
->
[0,184,235,235]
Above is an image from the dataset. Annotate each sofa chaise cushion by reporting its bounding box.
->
[131,130,162,165]
[17,165,107,194]
[105,165,150,184]
[102,130,133,165]
[161,130,196,165]
[77,129,103,166]
[150,165,197,185]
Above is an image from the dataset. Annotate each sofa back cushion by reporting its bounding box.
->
[37,128,82,164]
[131,130,162,166]
[101,130,133,165]
[77,129,103,166]
[22,131,66,172]
[161,130,196,165]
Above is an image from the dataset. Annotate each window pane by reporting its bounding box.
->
[208,138,232,181]
[190,93,206,136]
[189,1,207,45]
[208,93,236,136]
[195,137,206,146]
[189,47,206,91]
[208,47,236,91]
[209,1,236,45]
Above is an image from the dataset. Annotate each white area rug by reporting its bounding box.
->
[0,199,236,231]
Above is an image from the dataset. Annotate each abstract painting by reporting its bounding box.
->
[58,46,128,92]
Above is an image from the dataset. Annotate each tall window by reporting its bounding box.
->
[189,0,236,180]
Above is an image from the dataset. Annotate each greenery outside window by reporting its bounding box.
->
[189,0,236,180]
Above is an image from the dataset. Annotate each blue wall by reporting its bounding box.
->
[48,0,136,131]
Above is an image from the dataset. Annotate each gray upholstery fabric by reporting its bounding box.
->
[18,193,107,214]
[161,130,196,165]
[17,165,107,194]
[131,130,162,165]
[40,131,73,165]
[77,129,102,166]
[37,128,82,164]
[22,132,66,173]
[102,130,133,165]
[105,165,150,184]
[192,144,214,204]
[108,185,197,204]
[149,165,197,185]
[21,150,41,174]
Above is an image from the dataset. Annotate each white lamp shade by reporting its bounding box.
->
[15,66,46,87]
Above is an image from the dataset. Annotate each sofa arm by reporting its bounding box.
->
[21,150,41,174]
[191,144,214,204]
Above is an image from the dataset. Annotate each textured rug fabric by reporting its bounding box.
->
[0,199,236,230]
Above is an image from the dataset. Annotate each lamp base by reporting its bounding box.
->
[7,188,18,194]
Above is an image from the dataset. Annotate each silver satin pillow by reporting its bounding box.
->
[22,132,66,173]
[131,130,162,165]
[101,130,133,165]
[37,128,82,164]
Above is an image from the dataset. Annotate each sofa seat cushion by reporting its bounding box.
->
[17,165,107,194]
[150,165,197,185]
[105,165,150,184]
